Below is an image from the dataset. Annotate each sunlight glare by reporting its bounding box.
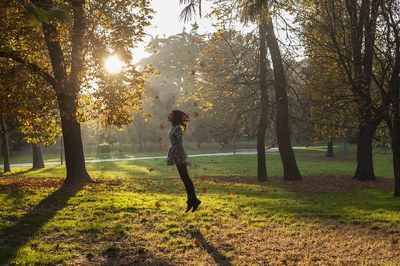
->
[104,55,125,74]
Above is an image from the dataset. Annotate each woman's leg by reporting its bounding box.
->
[176,163,196,199]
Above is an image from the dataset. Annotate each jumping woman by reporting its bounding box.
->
[167,110,201,212]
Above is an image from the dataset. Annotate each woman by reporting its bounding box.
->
[167,110,201,212]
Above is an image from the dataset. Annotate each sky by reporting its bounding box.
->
[132,0,216,63]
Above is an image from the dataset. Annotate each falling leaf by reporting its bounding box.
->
[159,124,166,129]
[164,144,168,148]
[190,69,196,75]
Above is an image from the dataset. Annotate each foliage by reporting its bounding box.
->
[0,58,61,146]
[194,29,272,143]
[134,29,208,147]
[0,0,154,131]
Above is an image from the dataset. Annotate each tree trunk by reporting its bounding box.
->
[343,138,349,153]
[326,140,335,157]
[256,20,269,182]
[58,94,91,185]
[0,116,11,173]
[353,122,376,181]
[32,143,45,169]
[392,117,400,197]
[265,18,301,181]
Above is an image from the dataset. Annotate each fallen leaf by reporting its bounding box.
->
[155,202,161,208]
[194,238,201,247]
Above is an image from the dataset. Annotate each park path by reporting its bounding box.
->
[0,149,270,168]
[1,146,327,168]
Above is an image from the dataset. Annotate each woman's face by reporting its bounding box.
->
[167,112,173,122]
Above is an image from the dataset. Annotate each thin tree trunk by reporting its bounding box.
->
[392,116,400,197]
[256,20,268,182]
[265,18,301,181]
[32,143,45,169]
[326,140,334,157]
[388,22,400,197]
[0,116,10,173]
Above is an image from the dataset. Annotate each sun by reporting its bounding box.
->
[104,55,125,74]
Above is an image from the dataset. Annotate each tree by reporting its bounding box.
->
[181,0,302,181]
[137,30,207,149]
[0,1,153,184]
[297,0,382,181]
[236,0,301,180]
[194,28,274,180]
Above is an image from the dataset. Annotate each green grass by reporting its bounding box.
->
[0,149,399,265]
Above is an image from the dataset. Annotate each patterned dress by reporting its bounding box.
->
[167,125,189,165]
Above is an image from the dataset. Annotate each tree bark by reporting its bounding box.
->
[326,140,335,157]
[0,116,11,173]
[32,143,45,169]
[58,94,91,185]
[256,20,269,182]
[353,121,376,181]
[265,18,301,181]
[392,117,400,197]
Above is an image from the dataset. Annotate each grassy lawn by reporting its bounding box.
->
[0,149,399,265]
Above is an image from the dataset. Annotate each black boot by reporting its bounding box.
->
[185,197,201,212]
[190,198,201,212]
[185,200,192,212]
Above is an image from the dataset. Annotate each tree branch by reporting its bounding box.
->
[0,50,57,89]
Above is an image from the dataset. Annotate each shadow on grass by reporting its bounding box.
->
[189,230,232,266]
[0,182,84,264]
[103,247,174,266]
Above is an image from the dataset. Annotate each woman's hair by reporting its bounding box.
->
[170,110,189,131]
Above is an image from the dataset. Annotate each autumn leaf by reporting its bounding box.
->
[205,225,211,231]
[193,238,201,247]
[200,176,206,181]
[147,168,155,172]
[201,187,207,193]
[155,202,161,208]
[159,124,166,129]
[231,192,236,196]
